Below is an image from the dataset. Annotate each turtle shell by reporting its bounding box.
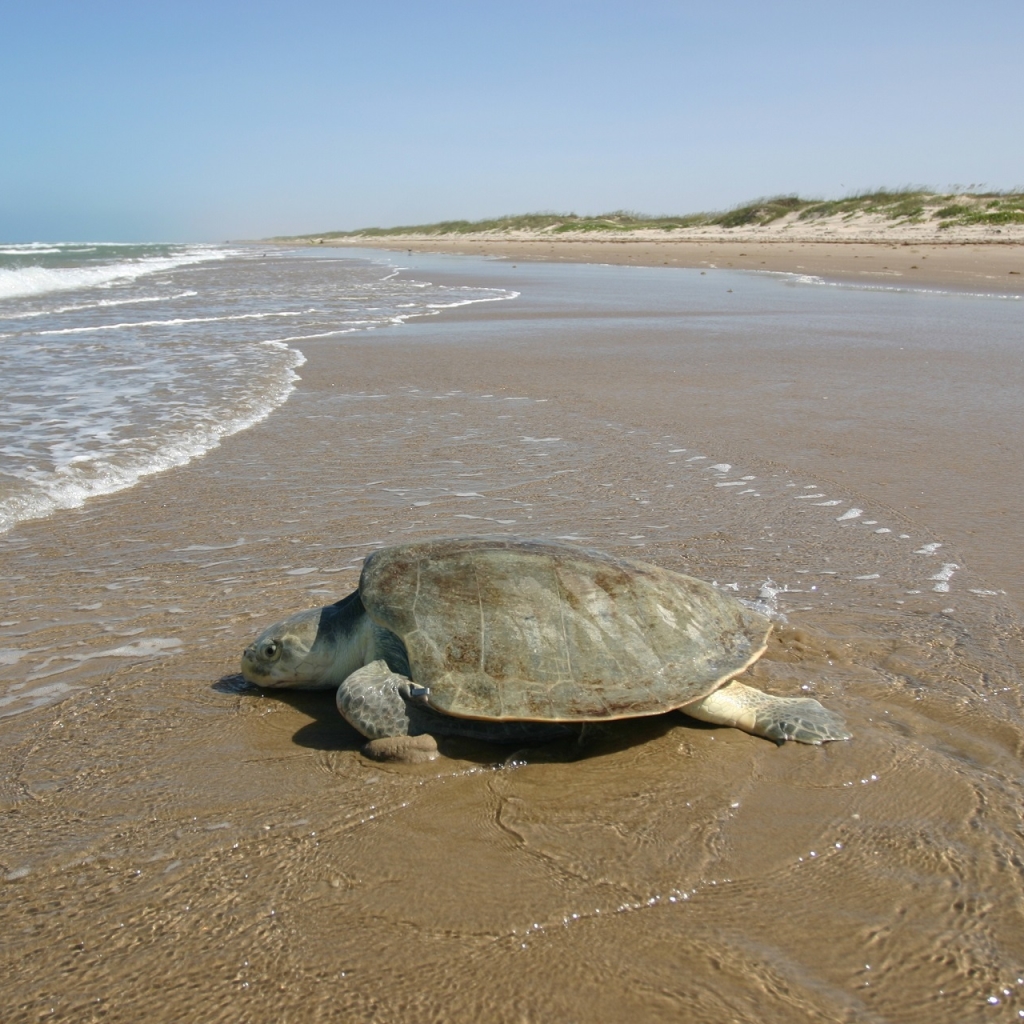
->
[359,538,771,723]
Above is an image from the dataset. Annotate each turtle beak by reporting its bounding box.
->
[240,646,262,683]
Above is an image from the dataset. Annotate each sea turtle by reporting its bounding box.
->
[241,538,851,762]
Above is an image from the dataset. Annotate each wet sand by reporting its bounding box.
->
[3,251,1024,1023]
[322,235,1024,295]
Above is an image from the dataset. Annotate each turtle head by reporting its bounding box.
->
[241,605,350,689]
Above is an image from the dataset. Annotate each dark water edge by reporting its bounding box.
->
[2,251,1024,1023]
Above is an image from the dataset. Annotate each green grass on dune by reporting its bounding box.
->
[280,189,1024,240]
[796,189,1024,227]
[286,210,711,239]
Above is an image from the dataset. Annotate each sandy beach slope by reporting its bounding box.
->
[311,235,1024,295]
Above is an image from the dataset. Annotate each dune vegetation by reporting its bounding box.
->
[281,189,1024,240]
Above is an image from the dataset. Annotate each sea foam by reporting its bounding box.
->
[0,245,518,533]
[0,246,229,301]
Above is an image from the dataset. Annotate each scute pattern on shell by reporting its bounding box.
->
[359,538,771,723]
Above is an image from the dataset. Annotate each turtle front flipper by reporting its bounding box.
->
[336,660,439,763]
[681,681,852,746]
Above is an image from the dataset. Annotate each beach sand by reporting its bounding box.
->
[3,249,1024,1023]
[321,234,1024,295]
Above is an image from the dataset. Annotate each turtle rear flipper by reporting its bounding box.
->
[681,681,852,746]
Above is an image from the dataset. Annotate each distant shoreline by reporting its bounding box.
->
[283,235,1024,296]
[269,191,1024,294]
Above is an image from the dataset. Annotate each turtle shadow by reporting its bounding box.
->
[214,674,720,762]
[436,714,720,765]
[214,673,363,752]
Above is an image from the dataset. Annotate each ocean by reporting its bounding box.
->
[0,243,515,533]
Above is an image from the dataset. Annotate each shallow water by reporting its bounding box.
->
[2,249,1024,1023]
[0,244,514,532]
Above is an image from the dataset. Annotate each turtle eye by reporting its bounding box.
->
[261,641,281,661]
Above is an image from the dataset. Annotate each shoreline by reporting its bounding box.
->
[298,236,1024,295]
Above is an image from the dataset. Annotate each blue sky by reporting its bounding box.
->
[2,1,1021,241]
